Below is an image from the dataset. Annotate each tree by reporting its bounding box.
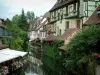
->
[27,11,35,24]
[42,40,64,75]
[26,11,39,31]
[5,18,12,28]
[3,18,23,50]
[4,9,30,51]
[12,14,20,26]
[26,11,35,31]
[65,25,100,75]
[18,9,29,31]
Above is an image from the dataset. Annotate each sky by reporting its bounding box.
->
[0,0,57,19]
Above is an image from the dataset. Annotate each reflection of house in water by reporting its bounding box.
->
[0,18,28,75]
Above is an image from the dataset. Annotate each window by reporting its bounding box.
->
[66,6,68,15]
[54,24,56,32]
[0,20,2,25]
[54,11,56,19]
[60,29,62,36]
[0,28,3,36]
[53,24,55,31]
[58,13,60,20]
[43,26,46,29]
[66,21,69,29]
[73,3,76,13]
[57,27,59,36]
[77,20,80,28]
[68,4,74,16]
[60,15,63,24]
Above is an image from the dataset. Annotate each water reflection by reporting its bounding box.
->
[9,55,44,75]
[25,72,37,75]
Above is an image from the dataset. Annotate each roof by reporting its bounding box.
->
[84,5,100,25]
[29,16,49,32]
[43,35,61,41]
[0,48,27,63]
[50,0,75,12]
[60,28,79,40]
[37,19,48,30]
[43,12,50,18]
[43,28,79,41]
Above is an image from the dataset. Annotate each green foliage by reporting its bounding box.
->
[43,40,64,58]
[3,9,29,51]
[12,15,20,26]
[18,9,29,31]
[27,11,35,22]
[2,37,23,50]
[26,11,38,31]
[43,55,55,70]
[65,25,100,74]
[42,40,64,72]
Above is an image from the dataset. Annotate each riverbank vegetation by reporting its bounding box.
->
[42,40,64,75]
[41,25,100,75]
[2,9,35,51]
[64,25,100,75]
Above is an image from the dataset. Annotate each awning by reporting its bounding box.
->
[0,48,28,63]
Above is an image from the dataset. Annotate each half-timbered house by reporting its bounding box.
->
[29,12,50,41]
[49,0,100,36]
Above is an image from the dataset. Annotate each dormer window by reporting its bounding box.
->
[97,9,100,18]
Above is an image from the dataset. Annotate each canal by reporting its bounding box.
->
[9,54,44,75]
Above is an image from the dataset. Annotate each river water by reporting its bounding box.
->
[10,55,44,75]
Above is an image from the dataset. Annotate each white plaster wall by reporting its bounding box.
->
[39,32,47,40]
[56,19,66,36]
[54,19,82,36]
[69,19,82,29]
[79,0,84,17]
[63,7,66,14]
[69,20,77,28]
[29,31,38,41]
